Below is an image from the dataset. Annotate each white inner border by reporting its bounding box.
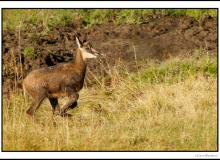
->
[0,1,219,159]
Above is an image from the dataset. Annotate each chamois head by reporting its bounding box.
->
[76,36,100,60]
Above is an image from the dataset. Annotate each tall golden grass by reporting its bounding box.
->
[3,51,217,151]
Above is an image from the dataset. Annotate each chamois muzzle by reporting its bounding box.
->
[91,47,103,57]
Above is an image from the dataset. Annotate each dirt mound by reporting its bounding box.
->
[3,15,217,93]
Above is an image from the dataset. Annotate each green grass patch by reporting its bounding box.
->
[3,9,217,31]
[130,54,217,84]
[23,47,36,58]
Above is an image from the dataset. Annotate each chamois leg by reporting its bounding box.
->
[26,93,46,116]
[49,97,61,115]
[60,92,79,115]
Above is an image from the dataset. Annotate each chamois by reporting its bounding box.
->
[23,36,100,117]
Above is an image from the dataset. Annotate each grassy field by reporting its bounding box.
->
[3,9,217,31]
[3,50,217,151]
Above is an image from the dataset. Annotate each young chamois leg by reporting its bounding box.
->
[60,88,79,116]
[26,90,46,116]
[49,97,61,115]
[61,101,78,115]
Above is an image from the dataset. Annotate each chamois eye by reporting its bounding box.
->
[85,46,90,50]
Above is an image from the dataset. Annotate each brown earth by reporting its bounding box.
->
[3,15,217,93]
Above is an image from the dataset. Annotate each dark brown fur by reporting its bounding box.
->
[23,38,97,117]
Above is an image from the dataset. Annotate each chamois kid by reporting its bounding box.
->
[23,36,100,117]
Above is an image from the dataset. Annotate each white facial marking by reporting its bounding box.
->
[80,48,97,60]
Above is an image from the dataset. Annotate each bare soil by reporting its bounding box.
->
[3,15,217,93]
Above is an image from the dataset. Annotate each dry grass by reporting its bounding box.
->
[3,53,217,151]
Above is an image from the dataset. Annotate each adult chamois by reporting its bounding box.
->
[23,36,100,117]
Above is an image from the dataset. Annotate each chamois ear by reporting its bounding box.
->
[76,36,82,48]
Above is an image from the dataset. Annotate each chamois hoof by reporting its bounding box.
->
[26,110,34,117]
[69,101,78,109]
[53,111,72,118]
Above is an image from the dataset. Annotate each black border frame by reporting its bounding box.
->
[1,8,219,153]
